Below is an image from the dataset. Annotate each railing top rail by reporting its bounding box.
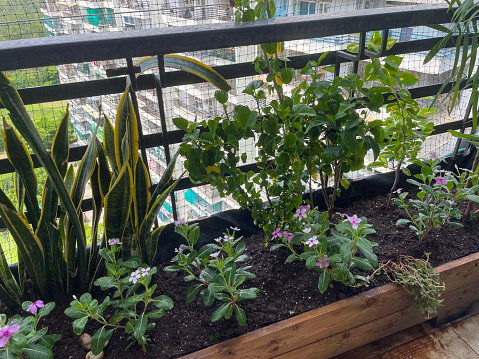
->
[0,4,452,71]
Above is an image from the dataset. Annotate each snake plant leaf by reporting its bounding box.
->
[0,204,47,297]
[95,137,112,198]
[127,55,231,92]
[3,119,40,230]
[66,126,98,291]
[134,157,150,229]
[115,93,139,171]
[0,72,86,267]
[15,170,25,215]
[0,185,16,211]
[104,161,133,246]
[87,162,102,282]
[139,177,181,247]
[145,224,166,265]
[0,237,22,307]
[150,149,180,205]
[36,110,70,291]
[103,115,118,176]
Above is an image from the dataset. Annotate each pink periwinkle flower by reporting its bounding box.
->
[283,232,294,243]
[174,218,186,226]
[435,177,447,185]
[294,205,310,220]
[305,236,319,247]
[129,270,141,284]
[108,238,122,246]
[429,151,438,160]
[441,215,451,222]
[174,247,183,254]
[140,267,151,277]
[214,237,222,243]
[0,324,19,347]
[302,227,311,234]
[393,188,402,194]
[223,234,234,242]
[230,226,240,231]
[27,300,44,314]
[210,251,221,258]
[271,228,282,240]
[315,255,329,269]
[346,215,361,230]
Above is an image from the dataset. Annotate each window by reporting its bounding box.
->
[299,0,316,15]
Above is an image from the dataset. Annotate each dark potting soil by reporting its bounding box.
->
[17,188,479,358]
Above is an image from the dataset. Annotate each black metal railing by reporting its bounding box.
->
[0,4,469,228]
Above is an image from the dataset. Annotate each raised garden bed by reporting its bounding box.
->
[180,251,479,359]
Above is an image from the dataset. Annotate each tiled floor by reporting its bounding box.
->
[334,302,479,359]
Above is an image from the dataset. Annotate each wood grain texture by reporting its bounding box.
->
[179,252,479,359]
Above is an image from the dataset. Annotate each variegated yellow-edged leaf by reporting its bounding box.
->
[114,93,138,171]
[139,176,181,245]
[134,157,150,229]
[145,224,166,265]
[66,127,97,291]
[0,73,85,272]
[87,162,102,284]
[150,149,180,206]
[103,115,118,176]
[104,161,133,246]
[95,137,111,199]
[64,165,75,194]
[127,55,231,92]
[0,204,47,297]
[3,118,40,229]
[51,106,70,178]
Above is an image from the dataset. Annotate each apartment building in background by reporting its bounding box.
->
[39,0,458,224]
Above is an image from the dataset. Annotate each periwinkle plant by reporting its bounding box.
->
[165,221,259,326]
[64,239,174,354]
[0,299,59,358]
[270,206,378,293]
[394,155,479,241]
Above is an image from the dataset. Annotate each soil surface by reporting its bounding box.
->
[14,188,479,358]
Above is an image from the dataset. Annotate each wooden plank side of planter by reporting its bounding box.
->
[180,252,479,359]
[273,278,479,359]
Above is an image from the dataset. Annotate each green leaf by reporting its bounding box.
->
[134,313,148,340]
[396,218,411,226]
[9,332,27,351]
[91,326,114,356]
[186,284,203,304]
[318,271,329,293]
[72,316,89,335]
[38,302,55,318]
[151,295,174,310]
[236,288,259,299]
[352,257,373,270]
[147,309,165,319]
[22,344,53,359]
[292,104,316,116]
[173,117,189,131]
[398,72,419,87]
[211,303,230,322]
[235,305,247,326]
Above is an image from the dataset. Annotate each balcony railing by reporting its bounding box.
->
[0,3,469,229]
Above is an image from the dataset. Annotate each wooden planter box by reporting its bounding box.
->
[180,252,479,359]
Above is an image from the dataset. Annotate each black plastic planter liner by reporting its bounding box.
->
[153,149,477,264]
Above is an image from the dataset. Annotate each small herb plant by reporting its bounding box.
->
[270,207,378,292]
[0,300,59,358]
[371,254,445,318]
[165,221,259,326]
[64,239,174,354]
[394,156,479,241]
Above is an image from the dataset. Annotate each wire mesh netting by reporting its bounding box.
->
[0,0,471,263]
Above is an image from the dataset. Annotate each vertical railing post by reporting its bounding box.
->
[155,55,178,221]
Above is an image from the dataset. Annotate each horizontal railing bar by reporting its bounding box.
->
[1,34,459,108]
[0,4,454,71]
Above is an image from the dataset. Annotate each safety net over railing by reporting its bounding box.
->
[0,1,472,262]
